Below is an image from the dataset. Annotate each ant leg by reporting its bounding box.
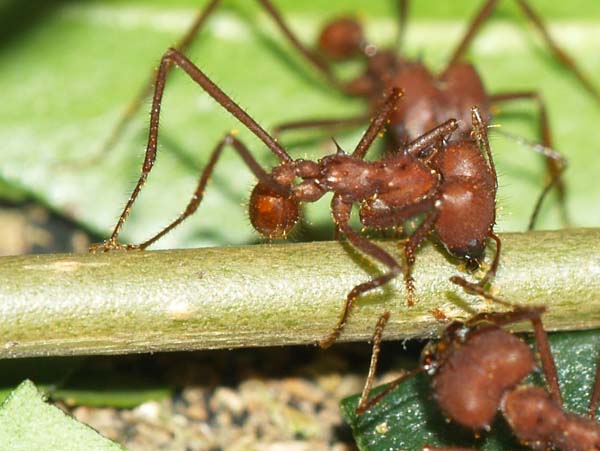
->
[490,91,568,229]
[450,276,563,405]
[257,0,356,94]
[395,0,409,52]
[89,0,352,166]
[86,0,223,167]
[90,133,282,252]
[320,195,403,349]
[356,311,391,413]
[357,365,422,414]
[404,119,459,158]
[444,0,499,72]
[445,0,599,101]
[513,0,600,103]
[530,313,562,405]
[478,232,501,287]
[156,49,292,162]
[352,88,403,159]
[588,351,600,419]
[156,135,284,250]
[91,48,293,252]
[272,114,370,140]
[402,205,440,307]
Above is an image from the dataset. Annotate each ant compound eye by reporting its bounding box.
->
[318,18,364,60]
[249,183,299,239]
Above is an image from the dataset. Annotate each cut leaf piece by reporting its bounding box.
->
[0,380,125,451]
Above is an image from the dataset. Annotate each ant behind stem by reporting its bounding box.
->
[90,46,504,349]
[91,0,589,230]
[356,277,600,451]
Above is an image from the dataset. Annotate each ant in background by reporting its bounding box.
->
[94,0,588,229]
[357,277,600,451]
[90,44,505,349]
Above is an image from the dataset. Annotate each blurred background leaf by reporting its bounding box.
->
[0,0,598,250]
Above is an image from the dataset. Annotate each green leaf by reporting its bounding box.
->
[52,360,171,408]
[340,328,600,450]
[0,357,170,409]
[0,1,598,248]
[0,380,125,450]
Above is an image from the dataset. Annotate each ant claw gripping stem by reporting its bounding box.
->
[89,239,140,254]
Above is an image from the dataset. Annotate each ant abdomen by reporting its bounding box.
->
[431,141,494,188]
[502,386,600,451]
[432,325,535,429]
[249,182,299,239]
[318,18,364,60]
[435,177,495,262]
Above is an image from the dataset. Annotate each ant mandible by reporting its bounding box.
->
[90,46,500,349]
[356,277,600,451]
[97,0,585,229]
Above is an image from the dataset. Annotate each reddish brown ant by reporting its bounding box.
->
[356,277,600,451]
[90,45,504,348]
[95,0,590,229]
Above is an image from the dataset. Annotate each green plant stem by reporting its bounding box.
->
[0,229,599,358]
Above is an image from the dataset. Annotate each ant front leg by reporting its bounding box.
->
[92,0,351,165]
[91,47,294,252]
[90,133,284,252]
[490,91,568,229]
[87,0,223,166]
[319,195,403,349]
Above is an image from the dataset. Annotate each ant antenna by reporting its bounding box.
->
[493,128,567,165]
[491,126,567,230]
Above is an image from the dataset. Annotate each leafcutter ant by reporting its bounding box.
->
[356,277,600,451]
[90,46,504,348]
[95,0,589,229]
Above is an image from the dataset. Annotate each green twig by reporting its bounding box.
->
[0,229,599,358]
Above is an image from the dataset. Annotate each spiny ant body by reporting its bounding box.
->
[90,46,502,348]
[357,278,600,451]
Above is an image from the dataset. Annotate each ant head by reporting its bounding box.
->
[249,182,299,239]
[318,17,365,60]
[420,320,468,375]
